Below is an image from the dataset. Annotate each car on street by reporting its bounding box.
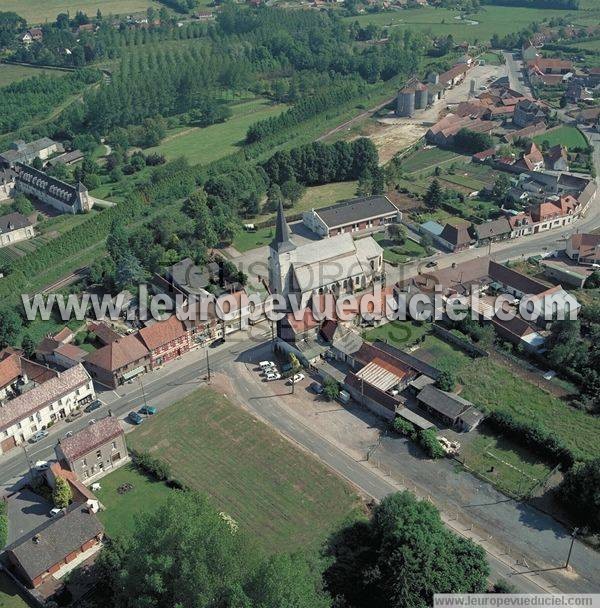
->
[265,371,281,381]
[29,430,49,444]
[35,460,50,471]
[426,261,438,268]
[210,337,225,348]
[128,411,144,425]
[288,373,305,385]
[310,382,324,394]
[49,508,62,517]
[139,405,157,416]
[84,399,102,414]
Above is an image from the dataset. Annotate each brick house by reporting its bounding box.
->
[5,505,104,589]
[55,413,128,483]
[138,315,190,368]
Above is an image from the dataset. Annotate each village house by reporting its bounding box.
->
[83,333,150,388]
[435,221,473,252]
[5,505,104,589]
[565,233,600,266]
[17,28,43,45]
[473,217,512,245]
[512,99,546,129]
[0,364,95,455]
[13,163,93,214]
[544,145,569,172]
[0,138,63,168]
[425,113,497,147]
[137,315,191,368]
[56,413,128,483]
[0,167,16,201]
[514,142,545,172]
[302,195,401,238]
[0,212,35,248]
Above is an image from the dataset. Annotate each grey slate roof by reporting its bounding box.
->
[313,195,398,229]
[6,505,104,580]
[474,217,511,240]
[14,162,87,208]
[417,384,473,421]
[0,138,61,166]
[0,212,32,234]
[488,260,547,295]
[271,201,295,253]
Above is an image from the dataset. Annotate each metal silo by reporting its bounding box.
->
[396,87,415,117]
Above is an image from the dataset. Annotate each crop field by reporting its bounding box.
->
[439,173,486,191]
[343,6,584,43]
[128,388,362,552]
[0,64,69,88]
[413,335,600,463]
[399,147,468,174]
[534,126,588,150]
[1,0,161,23]
[146,99,287,167]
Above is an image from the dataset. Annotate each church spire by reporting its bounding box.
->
[271,200,295,253]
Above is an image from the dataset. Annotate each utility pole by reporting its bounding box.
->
[206,347,211,383]
[565,527,579,569]
[138,375,148,411]
[22,444,33,482]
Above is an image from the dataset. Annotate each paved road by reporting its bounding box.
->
[503,51,532,96]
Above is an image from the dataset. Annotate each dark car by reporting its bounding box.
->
[310,382,324,394]
[426,261,438,268]
[84,400,102,414]
[128,411,144,425]
[210,337,225,348]
[139,405,157,416]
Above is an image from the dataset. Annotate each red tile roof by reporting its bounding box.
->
[138,316,188,351]
[0,352,22,389]
[59,416,123,462]
[84,334,149,373]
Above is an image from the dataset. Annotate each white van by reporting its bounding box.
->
[337,390,351,405]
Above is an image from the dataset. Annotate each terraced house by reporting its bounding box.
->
[0,364,95,454]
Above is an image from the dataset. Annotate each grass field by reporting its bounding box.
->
[146,99,287,167]
[1,0,160,23]
[232,226,274,252]
[399,148,468,174]
[413,334,600,463]
[0,64,69,88]
[0,573,29,608]
[344,5,589,43]
[373,233,428,264]
[534,126,588,149]
[364,320,430,348]
[127,388,361,552]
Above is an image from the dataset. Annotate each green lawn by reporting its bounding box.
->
[95,464,173,540]
[0,573,30,608]
[1,0,160,23]
[0,64,69,87]
[232,226,274,252]
[413,335,600,463]
[373,233,428,264]
[534,126,588,150]
[344,5,587,43]
[399,148,468,174]
[478,52,503,66]
[146,99,287,166]
[364,320,430,348]
[439,173,486,191]
[461,423,554,498]
[296,181,359,214]
[127,388,362,552]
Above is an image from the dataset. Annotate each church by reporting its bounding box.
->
[268,202,384,302]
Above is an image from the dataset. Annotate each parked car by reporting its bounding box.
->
[259,360,275,369]
[35,460,50,471]
[128,411,144,425]
[29,430,48,444]
[310,382,324,394]
[337,390,351,405]
[265,371,281,381]
[288,373,305,385]
[49,508,62,517]
[65,409,83,423]
[84,399,102,413]
[425,261,438,268]
[139,405,157,416]
[210,337,225,348]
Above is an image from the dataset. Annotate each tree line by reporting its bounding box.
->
[483,0,579,8]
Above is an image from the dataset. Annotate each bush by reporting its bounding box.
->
[133,450,172,481]
[53,476,73,509]
[323,377,340,402]
[0,501,7,548]
[436,371,455,392]
[418,429,445,459]
[393,417,416,438]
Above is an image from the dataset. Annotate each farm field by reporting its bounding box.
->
[413,334,600,463]
[344,5,590,43]
[533,125,588,149]
[146,99,287,167]
[128,388,362,552]
[373,232,428,264]
[1,0,160,23]
[0,64,69,87]
[0,572,30,608]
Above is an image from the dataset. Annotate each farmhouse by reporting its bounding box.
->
[473,217,512,244]
[513,99,546,129]
[269,202,383,300]
[514,142,545,172]
[302,195,401,238]
[0,212,34,248]
[17,28,43,45]
[56,413,128,483]
[0,364,95,454]
[0,138,62,168]
[416,384,483,431]
[436,221,473,252]
[425,114,496,147]
[5,505,104,589]
[14,163,93,214]
[84,333,150,388]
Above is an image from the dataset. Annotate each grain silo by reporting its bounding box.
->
[396,87,416,117]
[414,82,428,110]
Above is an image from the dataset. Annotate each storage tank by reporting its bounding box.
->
[396,87,415,117]
[414,82,428,110]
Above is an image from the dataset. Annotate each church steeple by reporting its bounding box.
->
[270,200,295,253]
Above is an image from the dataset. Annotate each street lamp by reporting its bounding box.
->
[565,527,579,569]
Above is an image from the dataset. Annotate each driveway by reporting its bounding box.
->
[5,487,52,545]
